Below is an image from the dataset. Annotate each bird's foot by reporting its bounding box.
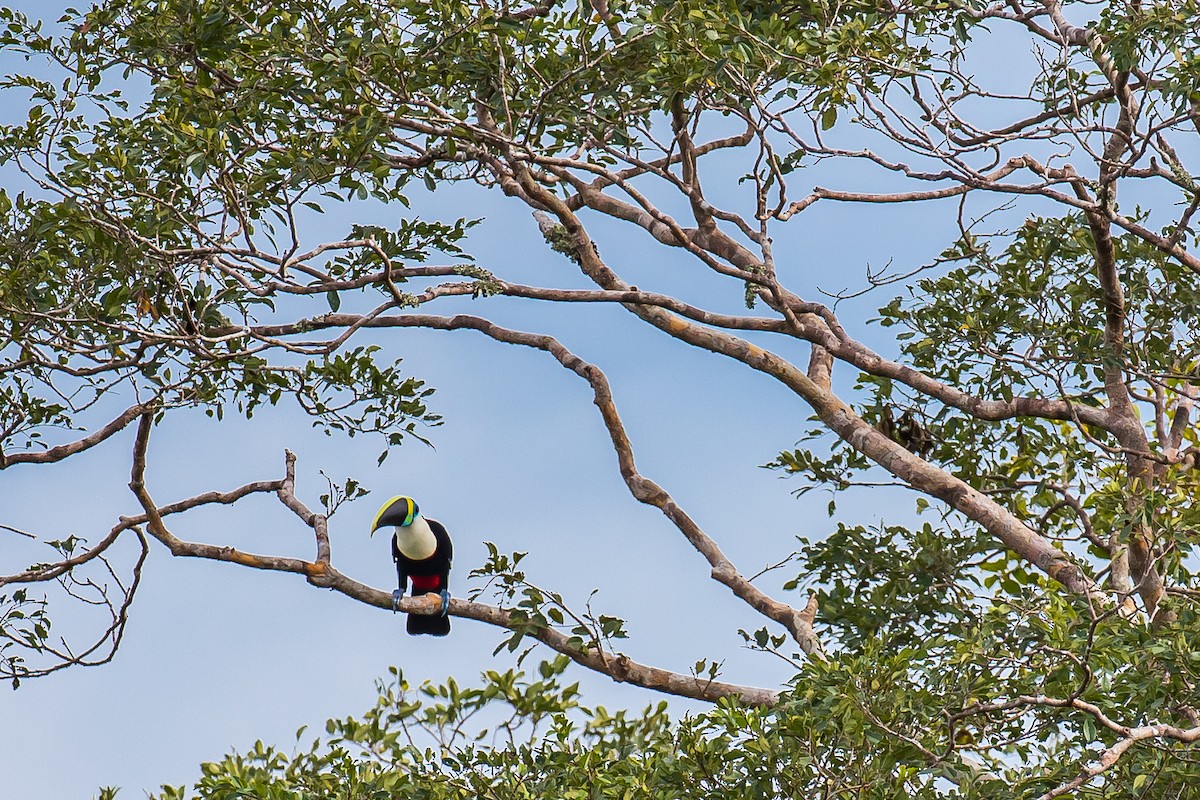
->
[392,588,403,613]
[439,589,451,617]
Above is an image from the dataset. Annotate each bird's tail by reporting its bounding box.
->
[407,613,450,636]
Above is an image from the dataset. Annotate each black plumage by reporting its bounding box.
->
[371,496,453,636]
[392,517,452,636]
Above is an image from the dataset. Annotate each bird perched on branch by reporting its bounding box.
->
[370,496,452,636]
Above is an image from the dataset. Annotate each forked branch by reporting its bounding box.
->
[125,413,785,705]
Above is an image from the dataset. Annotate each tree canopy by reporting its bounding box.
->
[4,0,1200,796]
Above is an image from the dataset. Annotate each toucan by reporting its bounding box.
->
[370,496,453,636]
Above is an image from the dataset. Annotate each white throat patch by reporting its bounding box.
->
[394,515,437,560]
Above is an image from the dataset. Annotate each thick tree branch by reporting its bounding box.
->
[518,177,1109,605]
[1074,178,1159,615]
[525,158,1115,430]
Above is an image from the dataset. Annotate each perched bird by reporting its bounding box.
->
[370,496,452,636]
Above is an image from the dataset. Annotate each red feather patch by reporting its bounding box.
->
[411,575,441,592]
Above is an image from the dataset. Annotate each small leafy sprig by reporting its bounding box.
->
[469,543,628,664]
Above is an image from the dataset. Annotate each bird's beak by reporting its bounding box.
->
[370,496,416,535]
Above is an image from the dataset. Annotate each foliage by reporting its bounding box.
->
[152,633,1200,798]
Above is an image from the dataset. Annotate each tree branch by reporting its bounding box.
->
[123,416,782,705]
[517,177,1110,606]
[1,402,151,469]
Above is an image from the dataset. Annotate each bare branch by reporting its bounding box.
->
[0,524,37,540]
[123,415,782,704]
[1,402,151,469]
